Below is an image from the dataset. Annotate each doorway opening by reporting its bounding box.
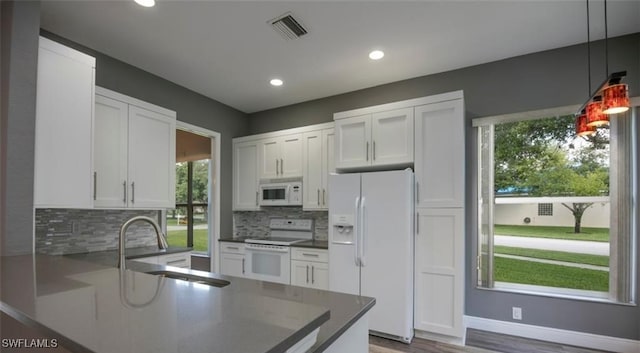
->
[166,123,220,271]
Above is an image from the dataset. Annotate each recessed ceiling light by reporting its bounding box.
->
[270,78,284,87]
[369,50,385,60]
[134,0,155,7]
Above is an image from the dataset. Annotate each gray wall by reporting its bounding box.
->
[249,35,638,133]
[247,34,640,340]
[0,1,40,255]
[40,30,250,240]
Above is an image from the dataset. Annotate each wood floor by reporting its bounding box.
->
[369,329,613,353]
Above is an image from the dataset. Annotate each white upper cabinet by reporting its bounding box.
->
[232,122,334,212]
[34,37,95,208]
[93,87,176,209]
[414,99,465,208]
[233,140,259,211]
[258,134,302,179]
[334,114,370,169]
[334,108,413,170]
[127,106,176,208]
[94,95,128,207]
[371,108,414,166]
[302,128,334,210]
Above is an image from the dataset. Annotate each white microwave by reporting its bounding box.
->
[259,181,302,206]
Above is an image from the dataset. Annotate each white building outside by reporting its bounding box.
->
[494,196,610,228]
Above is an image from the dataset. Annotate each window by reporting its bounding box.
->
[537,203,553,216]
[475,105,636,303]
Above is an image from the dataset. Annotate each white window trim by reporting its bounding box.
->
[175,121,221,273]
[474,101,638,304]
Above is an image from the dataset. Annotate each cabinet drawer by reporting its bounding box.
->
[292,248,328,263]
[157,253,191,268]
[221,242,245,254]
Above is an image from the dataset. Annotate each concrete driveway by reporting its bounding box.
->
[494,235,609,256]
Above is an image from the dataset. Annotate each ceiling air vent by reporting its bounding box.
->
[269,12,308,40]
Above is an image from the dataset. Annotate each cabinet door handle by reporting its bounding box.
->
[275,159,279,175]
[280,158,284,174]
[311,265,315,284]
[227,246,239,250]
[131,182,135,204]
[93,172,97,200]
[366,142,369,161]
[373,141,376,161]
[123,181,127,204]
[322,189,326,206]
[255,191,259,206]
[416,182,419,203]
[302,253,319,257]
[242,258,245,274]
[306,265,309,283]
[416,212,419,234]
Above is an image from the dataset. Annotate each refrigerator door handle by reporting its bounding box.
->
[354,196,360,266]
[360,196,366,267]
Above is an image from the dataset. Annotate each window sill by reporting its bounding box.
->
[476,282,637,307]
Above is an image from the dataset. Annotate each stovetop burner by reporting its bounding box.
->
[245,237,308,246]
[243,218,313,246]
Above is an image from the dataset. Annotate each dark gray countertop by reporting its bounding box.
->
[219,238,328,250]
[218,237,247,243]
[291,240,328,250]
[1,253,374,353]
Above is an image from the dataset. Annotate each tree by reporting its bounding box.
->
[494,115,609,233]
[527,152,608,233]
[174,160,210,218]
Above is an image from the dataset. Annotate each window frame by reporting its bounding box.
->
[473,102,638,305]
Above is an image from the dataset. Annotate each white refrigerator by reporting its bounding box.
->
[329,169,414,343]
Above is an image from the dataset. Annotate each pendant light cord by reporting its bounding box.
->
[604,0,609,77]
[587,0,592,96]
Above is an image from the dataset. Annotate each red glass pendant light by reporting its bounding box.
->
[586,97,609,127]
[602,83,630,114]
[576,112,596,137]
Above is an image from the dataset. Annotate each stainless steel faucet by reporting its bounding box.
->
[118,216,169,269]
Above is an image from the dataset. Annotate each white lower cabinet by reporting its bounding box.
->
[291,248,329,290]
[414,208,464,338]
[220,242,247,278]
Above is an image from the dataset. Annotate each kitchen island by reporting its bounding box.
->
[0,253,374,353]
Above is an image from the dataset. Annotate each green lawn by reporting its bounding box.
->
[494,224,609,242]
[167,229,208,252]
[494,246,609,267]
[495,257,609,291]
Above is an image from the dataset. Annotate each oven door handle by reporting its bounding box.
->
[245,244,290,253]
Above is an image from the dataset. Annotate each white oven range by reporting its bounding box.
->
[244,219,313,284]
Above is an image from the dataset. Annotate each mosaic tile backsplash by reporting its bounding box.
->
[35,209,162,255]
[233,208,328,240]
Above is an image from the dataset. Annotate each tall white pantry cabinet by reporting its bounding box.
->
[414,94,465,340]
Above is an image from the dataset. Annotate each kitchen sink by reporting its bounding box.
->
[146,270,230,288]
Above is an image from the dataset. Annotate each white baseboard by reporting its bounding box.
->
[414,329,466,347]
[464,316,640,353]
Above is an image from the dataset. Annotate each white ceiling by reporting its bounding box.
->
[40,1,640,113]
